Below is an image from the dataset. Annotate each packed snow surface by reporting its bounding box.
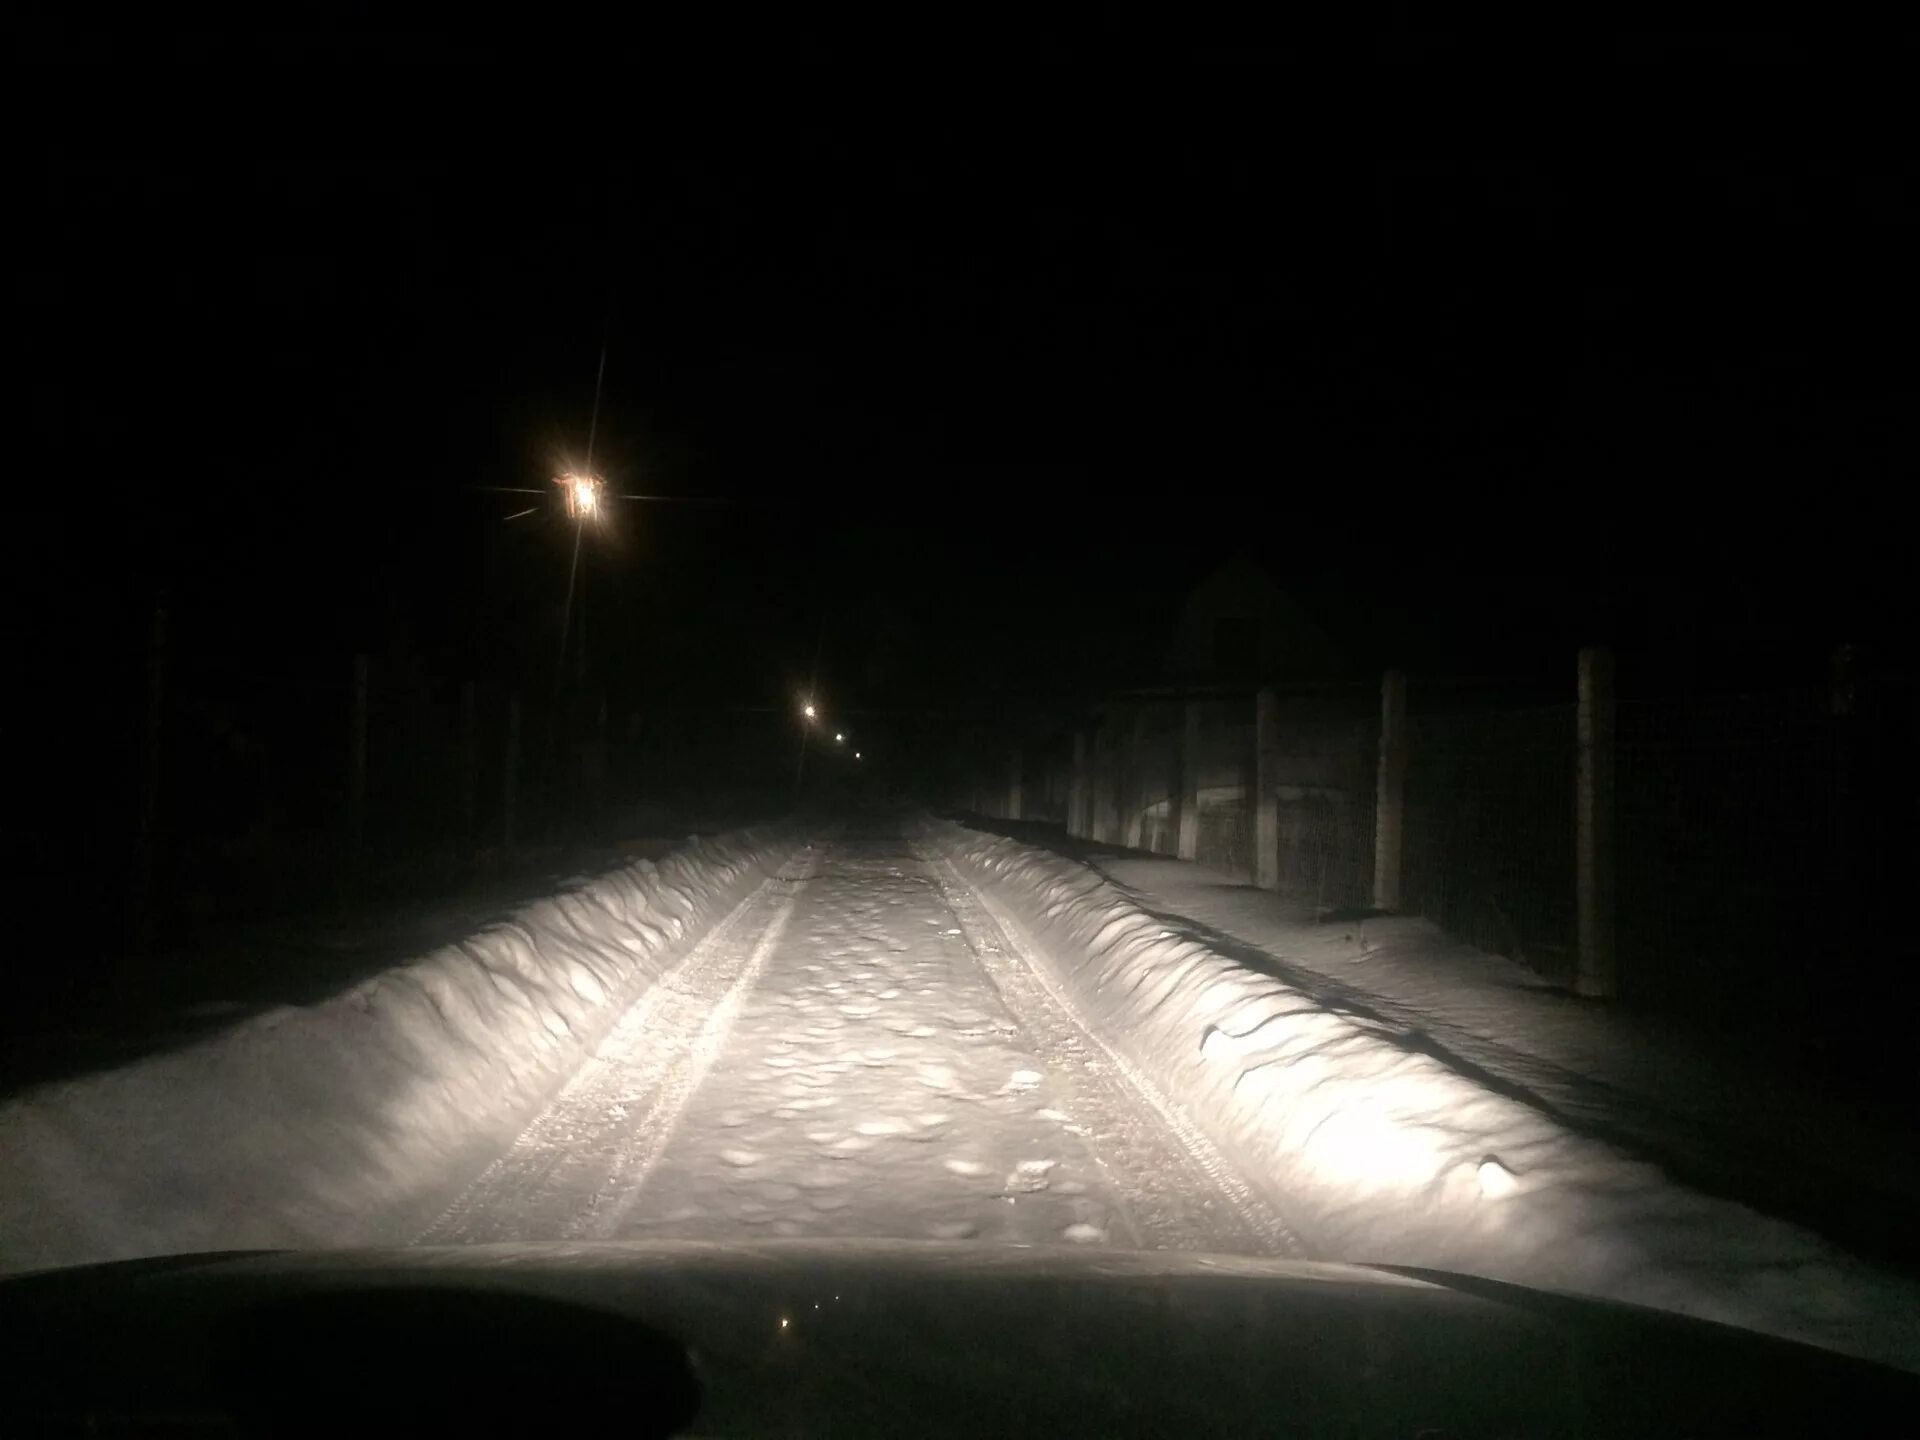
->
[420,831,1289,1255]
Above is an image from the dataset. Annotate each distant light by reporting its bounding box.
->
[834,732,844,743]
[803,703,816,719]
[779,1316,789,1330]
[572,477,598,514]
[854,751,862,760]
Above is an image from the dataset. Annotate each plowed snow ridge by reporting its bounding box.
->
[0,829,791,1270]
[923,819,1920,1374]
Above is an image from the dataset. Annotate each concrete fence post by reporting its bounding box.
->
[1008,749,1024,821]
[1177,700,1202,860]
[1125,707,1150,849]
[1088,725,1110,844]
[1254,686,1280,890]
[1100,724,1124,845]
[1574,647,1617,999]
[1068,731,1087,836]
[1373,670,1408,911]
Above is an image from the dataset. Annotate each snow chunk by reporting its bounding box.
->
[1478,1156,1518,1199]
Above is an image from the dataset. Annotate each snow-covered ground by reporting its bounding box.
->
[5,812,1916,1377]
[929,819,1920,1374]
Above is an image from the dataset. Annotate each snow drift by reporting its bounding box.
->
[0,829,792,1273]
[925,820,1920,1374]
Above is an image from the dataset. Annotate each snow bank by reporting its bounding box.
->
[927,821,1920,1373]
[0,829,792,1273]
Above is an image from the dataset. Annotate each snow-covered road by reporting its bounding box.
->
[420,823,1297,1255]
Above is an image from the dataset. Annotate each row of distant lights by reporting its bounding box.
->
[801,701,861,759]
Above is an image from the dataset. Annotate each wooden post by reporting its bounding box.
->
[1177,700,1202,860]
[502,691,521,855]
[349,654,369,889]
[1008,749,1024,821]
[460,679,478,852]
[1254,686,1280,890]
[1125,707,1150,849]
[1575,647,1617,998]
[1373,670,1408,911]
[129,602,168,952]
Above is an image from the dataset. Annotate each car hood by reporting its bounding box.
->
[2,1239,1913,1437]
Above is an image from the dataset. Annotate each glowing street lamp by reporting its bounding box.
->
[834,732,844,744]
[555,472,603,520]
[803,702,817,720]
[854,750,862,760]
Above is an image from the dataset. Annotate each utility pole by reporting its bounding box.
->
[460,679,478,857]
[503,691,521,856]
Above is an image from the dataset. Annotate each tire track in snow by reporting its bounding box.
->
[920,846,1305,1259]
[559,871,808,1241]
[414,848,816,1245]
[599,836,1151,1248]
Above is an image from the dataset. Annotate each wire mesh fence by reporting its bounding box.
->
[1613,681,1912,1017]
[1028,663,1909,1023]
[1196,794,1252,875]
[139,613,1916,1036]
[155,657,559,935]
[1402,702,1578,980]
[133,629,805,952]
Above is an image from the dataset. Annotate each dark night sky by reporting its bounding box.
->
[12,63,1917,839]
